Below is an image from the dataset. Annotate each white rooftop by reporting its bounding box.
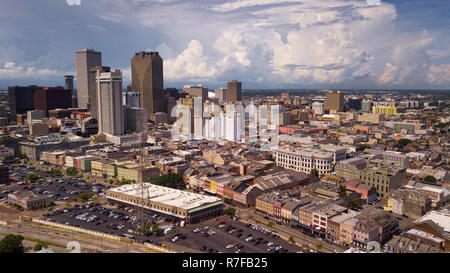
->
[108,183,221,211]
[415,210,450,233]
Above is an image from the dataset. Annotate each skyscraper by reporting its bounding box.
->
[64,75,76,108]
[325,91,344,112]
[89,66,110,120]
[76,49,102,110]
[64,75,74,91]
[96,69,124,136]
[227,80,242,102]
[131,51,164,118]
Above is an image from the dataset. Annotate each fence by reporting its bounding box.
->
[30,218,176,253]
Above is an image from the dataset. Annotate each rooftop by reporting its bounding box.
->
[107,183,221,211]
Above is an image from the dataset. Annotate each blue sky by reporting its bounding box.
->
[0,0,449,89]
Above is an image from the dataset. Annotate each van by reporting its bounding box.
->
[163,228,172,235]
[123,233,135,239]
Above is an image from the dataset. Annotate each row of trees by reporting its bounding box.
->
[151,174,185,189]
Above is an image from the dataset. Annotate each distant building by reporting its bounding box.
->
[227,80,242,102]
[183,85,208,101]
[27,110,44,125]
[0,165,9,185]
[325,91,344,112]
[361,101,372,112]
[312,102,324,116]
[372,106,397,116]
[76,49,102,109]
[215,88,227,102]
[33,87,72,116]
[7,85,41,121]
[96,69,124,136]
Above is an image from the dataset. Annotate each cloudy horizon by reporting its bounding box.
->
[0,0,449,90]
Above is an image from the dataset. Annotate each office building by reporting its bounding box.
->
[227,80,242,102]
[33,87,72,116]
[96,69,124,136]
[372,106,397,116]
[215,88,227,102]
[312,102,325,116]
[64,75,74,91]
[274,145,346,175]
[183,85,208,101]
[122,91,140,108]
[89,66,110,119]
[7,85,40,121]
[76,49,102,109]
[361,101,373,112]
[26,110,44,125]
[124,106,148,133]
[325,91,344,112]
[131,51,164,117]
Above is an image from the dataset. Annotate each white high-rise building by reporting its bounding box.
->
[96,69,124,136]
[312,102,324,116]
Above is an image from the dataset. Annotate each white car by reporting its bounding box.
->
[245,237,253,242]
[193,228,201,233]
[226,244,234,249]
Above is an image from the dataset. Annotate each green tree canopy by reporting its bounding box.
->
[27,173,40,181]
[0,234,25,253]
[50,168,63,177]
[225,207,236,216]
[315,242,323,251]
[338,185,347,197]
[424,175,437,183]
[151,174,185,189]
[310,169,319,177]
[398,139,412,146]
[66,167,78,177]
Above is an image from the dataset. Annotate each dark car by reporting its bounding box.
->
[200,246,207,251]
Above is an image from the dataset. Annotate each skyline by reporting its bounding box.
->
[0,0,450,89]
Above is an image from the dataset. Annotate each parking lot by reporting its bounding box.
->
[44,203,303,253]
[1,173,111,204]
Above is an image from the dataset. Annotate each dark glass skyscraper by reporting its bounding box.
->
[131,51,164,118]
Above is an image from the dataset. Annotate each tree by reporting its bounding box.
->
[50,168,62,177]
[257,170,267,177]
[289,235,295,243]
[33,241,48,252]
[79,192,94,202]
[27,173,40,182]
[315,242,323,251]
[267,221,274,228]
[424,175,437,183]
[151,174,185,189]
[310,169,319,177]
[398,139,412,146]
[66,167,78,177]
[338,185,347,197]
[225,207,236,217]
[0,234,25,253]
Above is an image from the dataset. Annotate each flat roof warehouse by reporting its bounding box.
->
[105,183,223,223]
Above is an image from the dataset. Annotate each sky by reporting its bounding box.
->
[0,0,449,90]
